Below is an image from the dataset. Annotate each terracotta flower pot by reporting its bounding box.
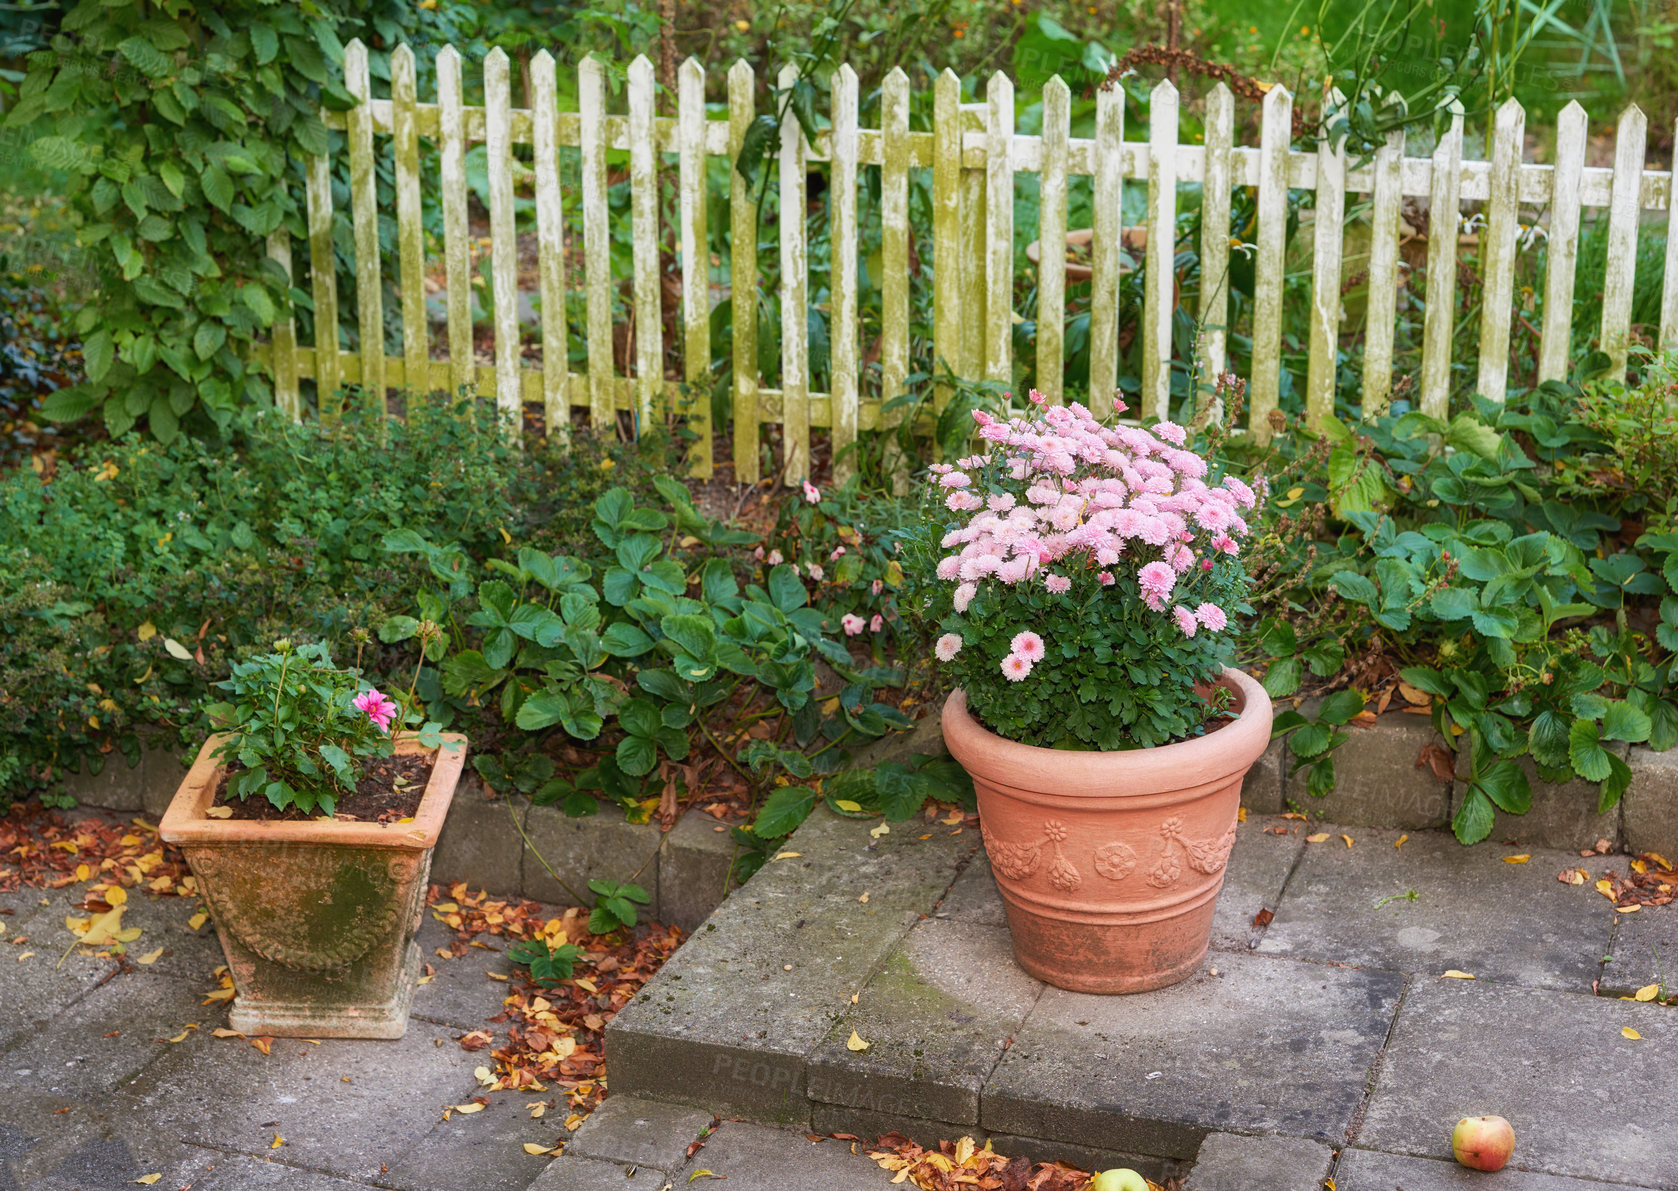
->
[159,733,467,1039]
[943,668,1271,994]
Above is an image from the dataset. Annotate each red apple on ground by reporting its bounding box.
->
[1452,1115,1515,1171]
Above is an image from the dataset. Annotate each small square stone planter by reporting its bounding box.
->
[159,733,467,1039]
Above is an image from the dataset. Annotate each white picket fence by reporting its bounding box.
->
[261,41,1678,483]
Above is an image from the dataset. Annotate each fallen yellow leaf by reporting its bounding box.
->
[1237,806,1248,822]
[1631,859,1648,874]
[846,1030,870,1052]
[528,1101,547,1119]
[75,863,90,881]
[1634,984,1660,1002]
[1340,834,1354,849]
[1503,854,1530,864]
[1305,832,1331,843]
[834,800,863,813]
[135,947,164,965]
[452,1103,484,1114]
[870,823,890,839]
[573,977,598,994]
[523,1143,552,1155]
[1647,852,1673,871]
[271,1133,283,1148]
[690,1171,722,1182]
[137,621,157,642]
[474,1066,495,1086]
[250,1037,272,1056]
[211,1027,243,1039]
[1618,904,1641,913]
[204,805,234,819]
[858,892,869,904]
[564,1113,586,1131]
[1622,1027,1642,1040]
[773,851,802,860]
[188,912,208,931]
[105,887,127,907]
[16,952,33,962]
[167,1030,192,1043]
[1395,834,1408,849]
[1441,970,1475,980]
[1595,879,1615,899]
[135,1176,162,1186]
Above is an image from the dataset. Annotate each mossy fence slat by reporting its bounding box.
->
[261,43,1678,482]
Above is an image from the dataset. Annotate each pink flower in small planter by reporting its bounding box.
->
[1138,561,1176,603]
[1010,631,1045,661]
[953,582,978,613]
[802,481,821,504]
[1001,653,1034,681]
[1172,605,1199,637]
[841,614,866,637]
[935,633,963,661]
[354,688,398,734]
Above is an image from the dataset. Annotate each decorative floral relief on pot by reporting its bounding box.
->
[1146,815,1238,889]
[985,815,1234,891]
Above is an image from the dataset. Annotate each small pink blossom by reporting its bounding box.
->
[841,613,866,636]
[953,582,978,612]
[354,688,398,734]
[1002,653,1034,681]
[871,578,883,596]
[935,632,963,661]
[1098,571,1116,586]
[1010,631,1045,661]
[753,546,765,560]
[802,481,821,504]
[767,549,784,566]
[807,563,825,581]
[1172,605,1198,636]
[1195,602,1228,632]
[869,613,884,633]
[829,546,846,560]
[1044,573,1071,595]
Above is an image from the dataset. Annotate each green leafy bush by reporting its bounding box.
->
[1235,370,1677,842]
[0,400,670,809]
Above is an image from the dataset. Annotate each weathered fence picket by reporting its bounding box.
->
[268,42,1677,486]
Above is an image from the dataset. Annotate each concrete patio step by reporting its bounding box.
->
[604,811,1670,1187]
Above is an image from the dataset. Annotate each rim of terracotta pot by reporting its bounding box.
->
[158,732,468,851]
[943,666,1271,805]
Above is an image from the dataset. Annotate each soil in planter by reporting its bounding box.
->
[212,752,433,823]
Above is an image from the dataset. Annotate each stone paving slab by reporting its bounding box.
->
[563,1093,715,1170]
[526,1155,671,1189]
[1209,816,1305,952]
[1187,1132,1335,1191]
[606,810,977,1122]
[667,1119,893,1191]
[113,1022,491,1184]
[0,972,213,1100]
[982,950,1405,1158]
[936,854,1007,925]
[808,918,1044,1128]
[0,1089,210,1191]
[181,1154,382,1190]
[1257,827,1613,990]
[1602,906,1678,998]
[1335,1147,1670,1191]
[409,916,516,1032]
[381,1089,574,1191]
[1357,979,1678,1187]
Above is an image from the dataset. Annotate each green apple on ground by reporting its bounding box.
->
[1088,1170,1150,1191]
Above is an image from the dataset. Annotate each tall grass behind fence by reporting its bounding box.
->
[260,41,1678,484]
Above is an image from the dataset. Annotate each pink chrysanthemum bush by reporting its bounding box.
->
[906,393,1262,750]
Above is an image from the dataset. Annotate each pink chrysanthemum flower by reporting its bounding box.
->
[1002,653,1034,681]
[1196,602,1228,632]
[1172,605,1198,636]
[953,583,978,613]
[935,633,963,661]
[1044,573,1071,595]
[1138,561,1176,601]
[1010,631,1045,661]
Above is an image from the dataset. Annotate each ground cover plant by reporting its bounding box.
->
[1230,354,1678,842]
